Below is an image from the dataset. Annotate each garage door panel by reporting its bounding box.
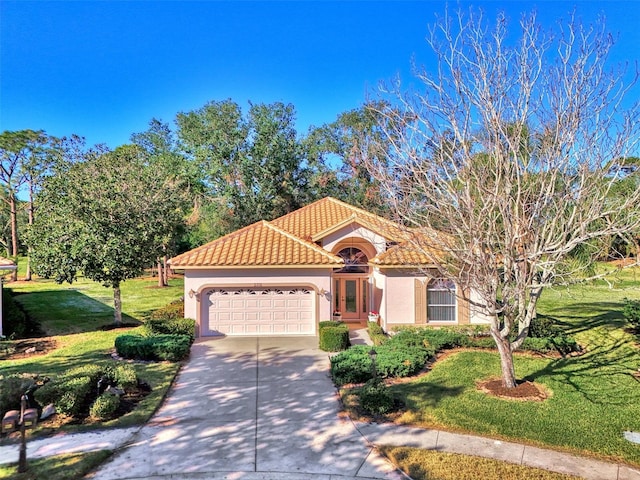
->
[204,287,315,336]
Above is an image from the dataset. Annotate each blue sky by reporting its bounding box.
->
[1,1,638,149]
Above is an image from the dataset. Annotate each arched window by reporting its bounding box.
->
[334,247,369,273]
[427,279,456,322]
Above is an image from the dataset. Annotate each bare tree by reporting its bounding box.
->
[369,9,640,388]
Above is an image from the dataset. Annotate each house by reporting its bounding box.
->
[169,197,489,337]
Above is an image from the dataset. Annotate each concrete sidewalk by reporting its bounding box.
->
[356,422,640,480]
[2,421,640,479]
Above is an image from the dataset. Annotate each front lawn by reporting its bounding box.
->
[0,275,184,434]
[380,446,580,480]
[0,451,112,479]
[382,267,640,466]
[8,274,184,335]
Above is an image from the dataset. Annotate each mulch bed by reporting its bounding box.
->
[0,337,57,360]
[478,378,549,401]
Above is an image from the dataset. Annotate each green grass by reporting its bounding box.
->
[0,450,112,479]
[381,446,580,480]
[8,274,184,335]
[0,273,184,433]
[386,266,640,466]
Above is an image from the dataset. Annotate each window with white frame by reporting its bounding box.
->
[427,279,456,322]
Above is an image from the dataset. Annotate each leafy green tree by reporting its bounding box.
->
[305,102,402,216]
[0,130,57,280]
[176,100,313,236]
[131,119,192,285]
[27,145,187,325]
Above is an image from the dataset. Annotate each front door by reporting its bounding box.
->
[334,277,368,321]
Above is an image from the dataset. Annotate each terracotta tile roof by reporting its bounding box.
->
[272,197,407,242]
[169,220,343,268]
[372,243,438,267]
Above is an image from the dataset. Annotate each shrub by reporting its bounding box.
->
[330,345,373,385]
[2,289,31,338]
[358,378,394,415]
[152,335,192,361]
[34,365,103,416]
[0,375,37,414]
[115,334,191,361]
[319,321,343,331]
[376,344,433,378]
[143,318,196,343]
[89,393,121,420]
[105,364,138,389]
[65,365,104,385]
[528,315,562,338]
[468,336,497,349]
[623,298,640,329]
[319,324,350,352]
[147,299,184,320]
[56,376,93,416]
[367,322,388,346]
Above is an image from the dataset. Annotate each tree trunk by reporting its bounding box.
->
[163,255,169,285]
[113,284,122,326]
[25,186,34,281]
[9,192,18,282]
[157,259,164,287]
[492,331,517,388]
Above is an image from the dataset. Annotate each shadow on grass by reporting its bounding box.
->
[13,289,141,336]
[545,302,627,336]
[524,310,639,406]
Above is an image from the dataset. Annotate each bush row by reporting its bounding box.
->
[115,334,191,362]
[367,321,387,346]
[33,363,138,419]
[332,316,580,386]
[143,317,196,343]
[146,299,185,321]
[330,332,437,386]
[319,321,350,352]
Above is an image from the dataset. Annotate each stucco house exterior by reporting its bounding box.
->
[169,197,488,337]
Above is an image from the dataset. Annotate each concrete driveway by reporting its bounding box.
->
[91,336,402,479]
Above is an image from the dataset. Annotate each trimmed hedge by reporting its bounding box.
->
[34,365,105,417]
[143,318,196,343]
[105,363,138,389]
[31,362,141,420]
[90,392,120,420]
[367,322,387,346]
[375,344,434,378]
[115,334,191,361]
[330,345,374,385]
[319,323,350,352]
[147,299,184,320]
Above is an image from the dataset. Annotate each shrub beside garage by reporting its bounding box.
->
[318,321,350,352]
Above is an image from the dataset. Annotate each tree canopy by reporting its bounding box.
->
[27,145,188,324]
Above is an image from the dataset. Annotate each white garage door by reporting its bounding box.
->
[203,287,315,336]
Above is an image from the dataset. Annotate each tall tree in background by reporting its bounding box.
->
[368,9,640,388]
[28,145,187,325]
[306,102,398,215]
[176,100,313,237]
[131,119,191,286]
[0,130,56,281]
